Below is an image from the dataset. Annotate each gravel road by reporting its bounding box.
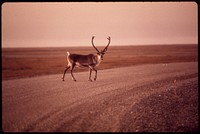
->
[2,62,198,132]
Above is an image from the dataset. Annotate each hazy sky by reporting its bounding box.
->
[2,2,198,47]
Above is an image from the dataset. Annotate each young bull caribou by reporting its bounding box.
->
[62,36,111,81]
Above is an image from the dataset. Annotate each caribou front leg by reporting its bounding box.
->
[89,66,97,81]
[88,68,93,82]
[93,68,97,81]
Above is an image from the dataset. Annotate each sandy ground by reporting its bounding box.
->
[2,62,198,132]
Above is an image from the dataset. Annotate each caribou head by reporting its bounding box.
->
[91,36,111,60]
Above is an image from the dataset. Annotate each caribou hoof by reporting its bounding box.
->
[88,79,93,82]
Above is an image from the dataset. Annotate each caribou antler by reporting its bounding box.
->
[91,36,100,53]
[102,36,111,53]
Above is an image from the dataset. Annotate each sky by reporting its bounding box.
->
[2,2,198,48]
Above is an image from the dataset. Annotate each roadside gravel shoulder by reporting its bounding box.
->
[120,78,198,132]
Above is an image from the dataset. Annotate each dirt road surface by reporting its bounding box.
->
[2,62,198,132]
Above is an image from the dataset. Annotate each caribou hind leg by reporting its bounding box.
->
[70,64,77,81]
[62,66,70,81]
[62,63,76,82]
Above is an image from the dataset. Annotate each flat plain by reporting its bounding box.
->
[2,44,198,80]
[2,45,198,132]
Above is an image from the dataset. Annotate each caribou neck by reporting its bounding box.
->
[94,54,102,66]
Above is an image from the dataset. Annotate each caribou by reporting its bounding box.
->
[62,36,111,81]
